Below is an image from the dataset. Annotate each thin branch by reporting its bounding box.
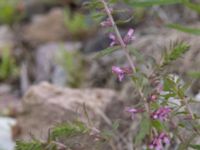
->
[100,0,136,73]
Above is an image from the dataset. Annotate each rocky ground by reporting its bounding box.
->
[0,0,200,150]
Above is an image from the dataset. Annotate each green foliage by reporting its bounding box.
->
[167,24,200,35]
[151,120,165,132]
[0,0,22,24]
[182,0,200,14]
[56,48,85,88]
[95,46,121,58]
[83,0,104,10]
[0,48,18,81]
[162,41,190,66]
[15,141,43,150]
[190,144,200,150]
[64,8,89,35]
[188,71,200,78]
[125,0,200,15]
[127,0,182,7]
[50,121,88,140]
[16,122,89,150]
[162,75,186,100]
[135,114,150,145]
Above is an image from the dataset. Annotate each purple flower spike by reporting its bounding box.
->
[100,18,112,27]
[112,66,132,81]
[123,28,135,45]
[151,107,171,121]
[149,132,170,150]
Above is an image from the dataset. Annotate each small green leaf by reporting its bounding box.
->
[135,114,150,144]
[95,46,121,58]
[151,120,165,131]
[167,24,200,35]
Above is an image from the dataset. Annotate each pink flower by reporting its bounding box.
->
[100,18,112,27]
[112,66,132,81]
[149,132,170,150]
[109,28,135,47]
[151,107,171,121]
[109,33,119,46]
[123,28,135,45]
[125,107,143,120]
[149,94,158,102]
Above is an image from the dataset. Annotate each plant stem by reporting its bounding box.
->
[183,97,194,119]
[100,0,150,114]
[100,0,136,73]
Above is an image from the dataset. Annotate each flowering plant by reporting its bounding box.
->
[90,0,200,149]
[16,1,200,150]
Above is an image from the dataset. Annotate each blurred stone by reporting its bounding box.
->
[17,82,118,140]
[35,42,81,86]
[0,84,21,117]
[22,8,68,45]
[0,84,12,94]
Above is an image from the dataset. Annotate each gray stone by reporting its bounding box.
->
[35,42,82,86]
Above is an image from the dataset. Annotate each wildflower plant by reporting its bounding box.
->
[16,0,200,150]
[88,0,200,149]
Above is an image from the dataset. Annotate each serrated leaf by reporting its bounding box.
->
[162,41,190,66]
[167,24,200,35]
[135,114,150,144]
[95,46,120,58]
[51,121,88,140]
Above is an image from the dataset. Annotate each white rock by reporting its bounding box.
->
[0,117,16,150]
[195,92,200,102]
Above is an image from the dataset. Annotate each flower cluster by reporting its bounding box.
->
[112,66,132,81]
[149,132,170,150]
[109,28,135,46]
[151,107,171,121]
